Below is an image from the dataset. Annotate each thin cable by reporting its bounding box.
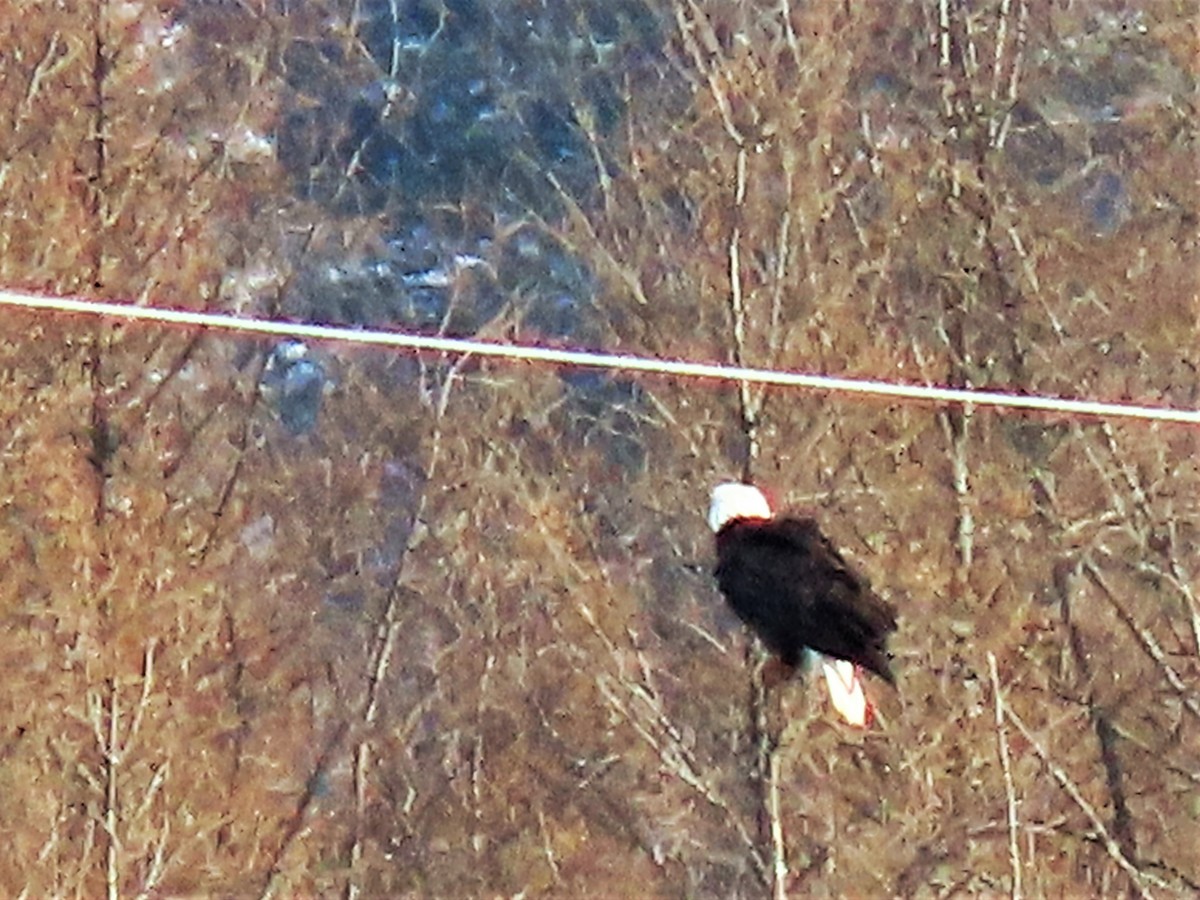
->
[1,287,1197,425]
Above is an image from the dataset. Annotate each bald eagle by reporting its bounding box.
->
[708,482,898,725]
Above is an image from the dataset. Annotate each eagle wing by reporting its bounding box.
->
[715,517,898,681]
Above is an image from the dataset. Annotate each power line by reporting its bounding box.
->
[1,287,1197,425]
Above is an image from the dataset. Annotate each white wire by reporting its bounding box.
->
[1,287,1197,425]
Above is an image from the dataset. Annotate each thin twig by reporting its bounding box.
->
[768,749,789,900]
[257,722,350,900]
[945,406,975,581]
[1000,700,1165,898]
[537,519,768,881]
[727,146,762,476]
[987,653,1022,900]
[591,671,768,879]
[1164,516,1200,658]
[672,0,747,146]
[105,680,120,900]
[988,0,1012,146]
[1081,559,1200,723]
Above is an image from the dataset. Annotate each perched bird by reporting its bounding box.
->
[708,482,898,725]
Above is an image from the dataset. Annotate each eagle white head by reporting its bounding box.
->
[708,482,772,532]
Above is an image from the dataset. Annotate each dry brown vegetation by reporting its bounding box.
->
[0,1,1197,897]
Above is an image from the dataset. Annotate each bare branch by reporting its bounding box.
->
[727,146,762,474]
[987,653,1022,900]
[671,0,747,147]
[1000,698,1166,898]
[105,680,119,900]
[768,749,789,900]
[1081,558,1200,723]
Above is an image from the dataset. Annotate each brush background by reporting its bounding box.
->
[0,1,1196,896]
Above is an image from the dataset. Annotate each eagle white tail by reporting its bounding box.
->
[819,656,871,727]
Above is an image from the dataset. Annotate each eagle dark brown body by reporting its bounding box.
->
[714,515,898,682]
